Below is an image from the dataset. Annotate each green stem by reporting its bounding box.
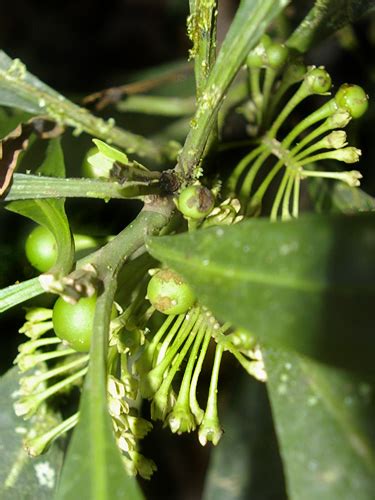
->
[292,175,300,218]
[0,53,162,161]
[2,174,159,202]
[250,67,263,123]
[268,84,310,138]
[179,0,288,177]
[261,67,277,122]
[282,172,295,220]
[227,144,265,193]
[270,171,290,221]
[281,99,336,149]
[190,0,218,98]
[156,313,203,403]
[154,314,185,365]
[240,149,271,201]
[117,95,195,116]
[189,327,212,423]
[249,158,284,209]
[174,317,206,408]
[26,412,79,456]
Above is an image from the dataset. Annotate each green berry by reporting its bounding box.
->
[52,295,117,352]
[266,43,289,69]
[334,84,368,119]
[247,35,271,68]
[147,269,196,315]
[178,185,215,220]
[25,225,57,272]
[303,67,332,94]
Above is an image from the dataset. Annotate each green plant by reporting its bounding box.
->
[1,1,375,499]
[146,268,196,314]
[25,225,58,272]
[53,295,117,352]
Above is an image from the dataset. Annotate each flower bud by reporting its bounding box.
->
[333,147,362,163]
[326,110,352,129]
[324,131,348,149]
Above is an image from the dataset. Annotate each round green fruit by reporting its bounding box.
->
[178,185,215,220]
[266,43,289,69]
[147,269,196,315]
[52,295,117,352]
[303,67,331,94]
[25,225,57,272]
[334,84,368,119]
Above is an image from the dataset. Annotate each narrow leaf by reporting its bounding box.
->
[265,348,375,500]
[0,51,161,161]
[0,278,43,313]
[56,278,143,500]
[288,0,375,53]
[179,0,290,174]
[147,214,375,372]
[0,367,64,499]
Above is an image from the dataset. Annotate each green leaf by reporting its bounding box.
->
[92,139,129,165]
[147,214,375,372]
[309,179,375,214]
[56,211,170,500]
[179,0,290,174]
[288,0,375,53]
[0,367,64,499]
[202,371,286,500]
[0,278,43,313]
[0,51,161,161]
[6,139,74,275]
[265,348,375,500]
[56,280,143,500]
[0,107,32,139]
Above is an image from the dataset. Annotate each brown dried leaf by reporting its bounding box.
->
[0,123,33,195]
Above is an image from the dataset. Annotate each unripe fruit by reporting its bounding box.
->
[247,34,272,68]
[25,225,57,272]
[147,269,196,315]
[266,43,289,69]
[178,185,215,220]
[303,67,332,94]
[52,295,117,352]
[334,84,368,119]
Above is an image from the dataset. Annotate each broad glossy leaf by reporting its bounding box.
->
[6,139,74,275]
[309,178,375,213]
[203,371,286,500]
[288,0,375,52]
[0,367,64,499]
[265,348,375,500]
[147,214,375,372]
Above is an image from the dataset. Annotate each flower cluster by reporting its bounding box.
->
[227,40,369,220]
